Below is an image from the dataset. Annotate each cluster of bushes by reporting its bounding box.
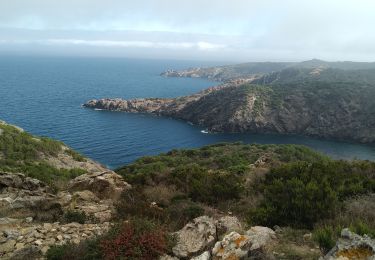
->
[249,160,375,228]
[0,123,62,161]
[116,188,205,230]
[117,143,327,208]
[0,123,87,189]
[46,218,174,260]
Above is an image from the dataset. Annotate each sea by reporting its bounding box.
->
[1,56,374,169]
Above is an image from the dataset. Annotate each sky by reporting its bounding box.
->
[1,0,375,62]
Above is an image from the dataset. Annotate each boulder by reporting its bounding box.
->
[323,228,375,259]
[216,216,243,236]
[172,216,216,258]
[245,226,276,251]
[68,171,130,200]
[212,231,252,259]
[191,251,211,260]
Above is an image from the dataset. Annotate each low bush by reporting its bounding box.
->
[313,226,336,253]
[46,238,102,260]
[101,218,174,260]
[64,210,87,224]
[249,160,375,228]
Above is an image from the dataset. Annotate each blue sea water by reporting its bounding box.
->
[0,56,374,169]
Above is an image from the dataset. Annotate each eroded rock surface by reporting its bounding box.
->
[323,228,375,260]
[0,221,111,259]
[172,216,217,258]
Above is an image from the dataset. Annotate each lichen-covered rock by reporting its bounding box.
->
[68,171,130,200]
[172,216,216,258]
[216,216,243,236]
[245,226,276,251]
[191,251,211,260]
[323,228,375,260]
[212,231,252,259]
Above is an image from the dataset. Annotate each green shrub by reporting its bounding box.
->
[313,226,336,253]
[46,238,102,260]
[64,210,86,224]
[249,160,375,228]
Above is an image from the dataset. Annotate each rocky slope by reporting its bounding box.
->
[0,121,131,258]
[85,67,375,144]
[1,120,374,259]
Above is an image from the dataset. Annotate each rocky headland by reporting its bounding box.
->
[85,65,375,144]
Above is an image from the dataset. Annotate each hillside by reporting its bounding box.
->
[1,121,374,259]
[85,66,375,144]
[160,59,375,82]
[0,120,130,259]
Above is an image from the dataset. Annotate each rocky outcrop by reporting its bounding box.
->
[212,226,276,259]
[0,170,130,258]
[212,231,252,259]
[245,226,276,251]
[68,171,131,200]
[172,216,217,258]
[0,220,111,259]
[0,172,61,221]
[216,216,243,236]
[323,228,375,260]
[85,69,375,144]
[169,215,276,259]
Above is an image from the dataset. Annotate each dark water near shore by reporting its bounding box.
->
[0,56,374,168]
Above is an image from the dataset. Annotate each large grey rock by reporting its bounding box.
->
[172,216,216,258]
[216,216,243,236]
[245,226,276,251]
[68,171,130,200]
[323,228,375,260]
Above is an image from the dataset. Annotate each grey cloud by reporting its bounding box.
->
[0,0,375,61]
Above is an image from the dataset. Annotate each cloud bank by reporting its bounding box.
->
[1,0,375,61]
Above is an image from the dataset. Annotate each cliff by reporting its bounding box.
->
[85,67,375,144]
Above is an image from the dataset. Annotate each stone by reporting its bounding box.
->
[172,216,216,258]
[25,217,33,223]
[212,232,252,259]
[216,216,243,235]
[34,240,42,246]
[245,226,276,251]
[43,223,53,230]
[0,239,16,253]
[41,246,50,254]
[15,242,25,250]
[56,235,63,241]
[323,228,375,259]
[72,190,100,203]
[191,251,210,260]
[68,171,131,200]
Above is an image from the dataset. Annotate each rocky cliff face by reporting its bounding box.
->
[84,70,375,144]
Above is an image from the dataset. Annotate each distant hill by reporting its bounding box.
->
[85,62,375,144]
[161,59,375,82]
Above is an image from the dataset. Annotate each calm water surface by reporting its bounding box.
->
[0,56,374,168]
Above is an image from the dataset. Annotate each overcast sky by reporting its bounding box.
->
[1,0,375,62]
